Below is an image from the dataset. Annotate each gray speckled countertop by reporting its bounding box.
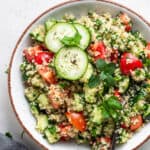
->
[0,0,149,149]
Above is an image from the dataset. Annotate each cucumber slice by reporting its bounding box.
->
[55,47,88,80]
[80,63,93,83]
[74,23,90,49]
[45,20,56,31]
[45,23,76,53]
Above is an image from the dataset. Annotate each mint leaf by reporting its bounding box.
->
[88,75,101,88]
[105,74,116,86]
[61,32,81,47]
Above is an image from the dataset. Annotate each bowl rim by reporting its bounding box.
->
[8,0,150,150]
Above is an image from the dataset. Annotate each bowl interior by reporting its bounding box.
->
[9,1,150,150]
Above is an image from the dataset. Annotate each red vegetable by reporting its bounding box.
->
[125,24,132,32]
[120,53,143,75]
[90,42,107,60]
[130,115,143,131]
[66,112,86,132]
[119,13,130,25]
[23,45,54,64]
[34,51,54,64]
[38,66,57,84]
[59,124,72,140]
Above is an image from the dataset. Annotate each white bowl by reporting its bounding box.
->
[8,0,150,150]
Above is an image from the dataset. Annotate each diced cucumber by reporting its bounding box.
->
[90,106,103,124]
[118,77,129,93]
[44,126,60,144]
[74,23,90,49]
[80,63,93,83]
[55,47,88,80]
[30,104,39,118]
[37,94,49,110]
[45,20,56,31]
[24,87,39,101]
[45,23,76,53]
[36,114,48,133]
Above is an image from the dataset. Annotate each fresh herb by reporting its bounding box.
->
[102,96,122,120]
[48,125,56,134]
[88,75,101,88]
[61,32,81,47]
[88,59,116,88]
[5,132,13,139]
[106,96,122,110]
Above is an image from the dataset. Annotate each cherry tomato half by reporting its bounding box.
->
[130,115,143,131]
[120,53,143,75]
[66,112,86,132]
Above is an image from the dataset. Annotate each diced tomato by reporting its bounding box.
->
[34,51,54,64]
[23,45,54,64]
[66,112,86,132]
[59,124,72,140]
[38,66,57,84]
[119,13,130,25]
[90,42,107,60]
[121,123,128,129]
[110,49,119,63]
[120,53,143,75]
[130,115,143,131]
[114,89,122,101]
[23,45,42,63]
[125,24,132,32]
[144,42,150,58]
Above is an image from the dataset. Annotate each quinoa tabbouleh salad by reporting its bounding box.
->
[20,12,150,150]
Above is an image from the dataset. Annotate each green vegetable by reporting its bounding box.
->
[36,114,48,133]
[44,126,60,143]
[37,94,49,110]
[45,20,56,31]
[80,63,93,83]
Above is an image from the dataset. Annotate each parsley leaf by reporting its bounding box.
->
[88,75,101,88]
[96,59,107,70]
[61,32,81,47]
[88,59,116,88]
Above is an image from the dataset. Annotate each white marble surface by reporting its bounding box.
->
[0,0,149,149]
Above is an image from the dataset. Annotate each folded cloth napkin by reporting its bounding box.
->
[0,133,28,150]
